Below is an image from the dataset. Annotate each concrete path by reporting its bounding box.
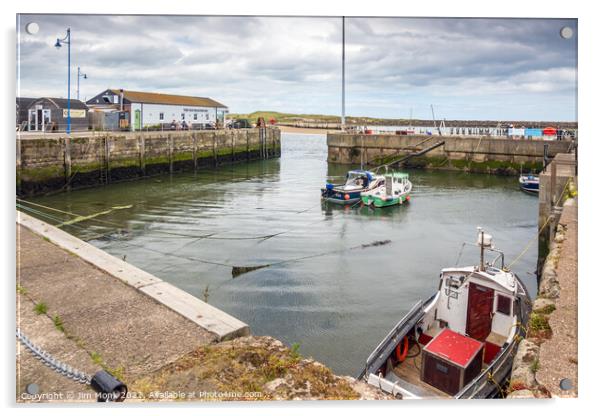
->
[17,224,216,401]
[538,198,578,397]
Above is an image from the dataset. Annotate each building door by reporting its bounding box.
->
[134,109,141,131]
[466,283,494,341]
[28,109,37,131]
[42,109,51,131]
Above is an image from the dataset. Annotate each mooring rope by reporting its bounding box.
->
[16,198,325,242]
[506,178,572,269]
[17,201,390,277]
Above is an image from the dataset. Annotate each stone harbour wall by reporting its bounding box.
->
[17,128,281,196]
[327,133,572,175]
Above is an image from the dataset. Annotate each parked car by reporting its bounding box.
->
[229,119,251,129]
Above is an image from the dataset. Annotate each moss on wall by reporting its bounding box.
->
[18,129,281,196]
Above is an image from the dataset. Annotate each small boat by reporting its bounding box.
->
[358,228,530,399]
[321,170,384,205]
[361,172,412,208]
[519,174,539,194]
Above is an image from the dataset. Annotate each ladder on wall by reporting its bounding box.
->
[99,136,108,185]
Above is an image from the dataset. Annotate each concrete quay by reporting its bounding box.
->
[16,211,248,401]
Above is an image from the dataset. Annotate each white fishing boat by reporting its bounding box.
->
[358,228,530,399]
[361,172,412,208]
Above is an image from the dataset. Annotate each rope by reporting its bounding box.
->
[16,198,324,242]
[17,199,124,228]
[486,371,505,397]
[17,200,387,275]
[506,178,572,269]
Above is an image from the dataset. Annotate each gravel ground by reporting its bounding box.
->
[537,198,578,397]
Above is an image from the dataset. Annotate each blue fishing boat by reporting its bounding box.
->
[321,170,384,205]
[519,174,539,194]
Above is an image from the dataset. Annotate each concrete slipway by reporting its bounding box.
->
[16,211,248,400]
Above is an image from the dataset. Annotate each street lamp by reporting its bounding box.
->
[341,16,346,131]
[77,67,87,101]
[55,28,71,134]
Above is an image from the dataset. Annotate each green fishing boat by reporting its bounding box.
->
[361,172,412,208]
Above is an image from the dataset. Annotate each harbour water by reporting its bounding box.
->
[24,132,539,376]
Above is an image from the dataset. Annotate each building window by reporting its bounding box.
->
[181,113,185,120]
[496,295,512,316]
[194,113,198,120]
[159,113,164,120]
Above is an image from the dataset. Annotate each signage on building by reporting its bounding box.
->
[183,108,209,113]
[62,109,87,118]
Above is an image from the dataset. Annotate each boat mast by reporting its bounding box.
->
[341,16,346,131]
[478,227,485,271]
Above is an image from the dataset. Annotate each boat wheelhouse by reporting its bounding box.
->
[519,174,539,194]
[321,170,384,205]
[361,172,412,208]
[358,229,530,399]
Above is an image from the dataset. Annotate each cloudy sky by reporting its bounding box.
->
[17,15,577,121]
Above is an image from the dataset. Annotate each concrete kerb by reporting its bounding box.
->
[17,211,250,341]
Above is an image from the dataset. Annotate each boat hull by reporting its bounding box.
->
[520,182,539,194]
[321,188,363,205]
[519,175,539,194]
[361,193,410,208]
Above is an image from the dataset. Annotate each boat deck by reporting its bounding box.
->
[390,343,450,399]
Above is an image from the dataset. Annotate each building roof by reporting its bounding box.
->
[31,97,89,110]
[16,97,37,108]
[109,89,227,108]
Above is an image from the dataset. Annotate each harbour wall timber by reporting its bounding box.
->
[326,133,572,174]
[16,127,281,197]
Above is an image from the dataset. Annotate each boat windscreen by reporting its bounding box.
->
[345,172,370,186]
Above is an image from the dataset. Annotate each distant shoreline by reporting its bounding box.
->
[230,111,578,130]
[277,125,337,135]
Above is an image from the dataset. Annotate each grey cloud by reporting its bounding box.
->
[16,14,577,120]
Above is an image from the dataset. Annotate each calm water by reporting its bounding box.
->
[23,133,539,376]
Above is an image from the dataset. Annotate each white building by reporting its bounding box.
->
[86,89,228,131]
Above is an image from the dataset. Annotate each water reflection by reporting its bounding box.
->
[25,133,538,376]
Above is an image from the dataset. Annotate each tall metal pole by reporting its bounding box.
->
[67,28,71,134]
[341,16,345,131]
[77,66,80,101]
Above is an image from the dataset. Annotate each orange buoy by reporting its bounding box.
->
[395,336,409,362]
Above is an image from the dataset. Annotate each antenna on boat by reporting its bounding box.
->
[476,227,493,271]
[360,135,365,170]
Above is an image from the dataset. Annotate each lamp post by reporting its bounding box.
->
[77,67,87,101]
[341,16,346,131]
[55,28,71,134]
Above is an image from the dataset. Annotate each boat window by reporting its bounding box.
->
[496,294,512,315]
[446,275,464,289]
